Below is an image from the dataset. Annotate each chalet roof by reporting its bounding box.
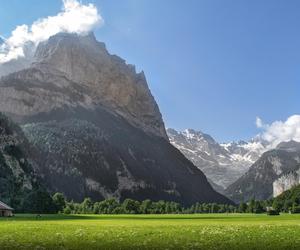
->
[0,201,13,210]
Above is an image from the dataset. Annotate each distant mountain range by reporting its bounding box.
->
[0,33,232,206]
[168,128,300,203]
[225,140,300,202]
[167,128,266,189]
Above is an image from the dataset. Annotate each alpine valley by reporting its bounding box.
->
[0,32,232,206]
[1,32,298,207]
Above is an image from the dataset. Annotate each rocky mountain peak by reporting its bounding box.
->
[0,32,167,139]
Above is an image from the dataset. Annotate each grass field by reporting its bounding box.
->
[0,214,300,250]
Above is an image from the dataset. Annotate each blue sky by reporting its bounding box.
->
[1,0,299,142]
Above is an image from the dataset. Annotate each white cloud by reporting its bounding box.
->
[256,117,264,128]
[256,115,300,148]
[0,0,103,63]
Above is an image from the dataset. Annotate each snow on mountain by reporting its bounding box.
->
[167,128,267,188]
[225,140,300,202]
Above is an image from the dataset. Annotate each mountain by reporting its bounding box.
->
[225,140,300,203]
[0,113,51,211]
[0,33,232,205]
[167,128,266,188]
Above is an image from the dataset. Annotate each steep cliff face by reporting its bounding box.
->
[0,33,232,205]
[273,170,300,197]
[225,140,300,202]
[0,33,166,139]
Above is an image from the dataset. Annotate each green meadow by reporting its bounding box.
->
[0,214,300,250]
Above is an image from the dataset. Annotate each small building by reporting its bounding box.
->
[0,201,13,217]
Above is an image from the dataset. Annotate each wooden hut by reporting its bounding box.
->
[0,201,13,217]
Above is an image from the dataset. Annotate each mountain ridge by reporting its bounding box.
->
[167,128,266,188]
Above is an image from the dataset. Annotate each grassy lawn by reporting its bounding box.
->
[0,213,300,249]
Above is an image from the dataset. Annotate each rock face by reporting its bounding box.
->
[0,113,46,209]
[273,170,300,197]
[0,33,166,140]
[167,128,265,188]
[0,33,232,205]
[225,140,300,203]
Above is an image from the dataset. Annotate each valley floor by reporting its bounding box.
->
[0,214,300,249]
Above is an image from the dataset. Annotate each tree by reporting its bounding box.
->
[23,188,56,214]
[122,199,140,214]
[253,201,264,213]
[238,202,247,213]
[292,203,300,213]
[63,206,72,214]
[247,199,256,213]
[283,200,293,212]
[140,200,152,214]
[81,198,93,214]
[94,198,120,214]
[52,193,66,212]
[272,199,283,212]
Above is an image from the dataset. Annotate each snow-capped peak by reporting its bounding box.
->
[167,128,268,189]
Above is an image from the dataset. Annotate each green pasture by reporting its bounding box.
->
[0,213,300,249]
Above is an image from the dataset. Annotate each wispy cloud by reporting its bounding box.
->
[255,117,264,128]
[256,115,300,148]
[0,0,103,63]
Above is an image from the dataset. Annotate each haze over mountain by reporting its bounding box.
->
[0,32,232,206]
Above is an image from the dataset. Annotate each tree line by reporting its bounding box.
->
[14,183,300,214]
[49,193,299,215]
[60,197,238,214]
